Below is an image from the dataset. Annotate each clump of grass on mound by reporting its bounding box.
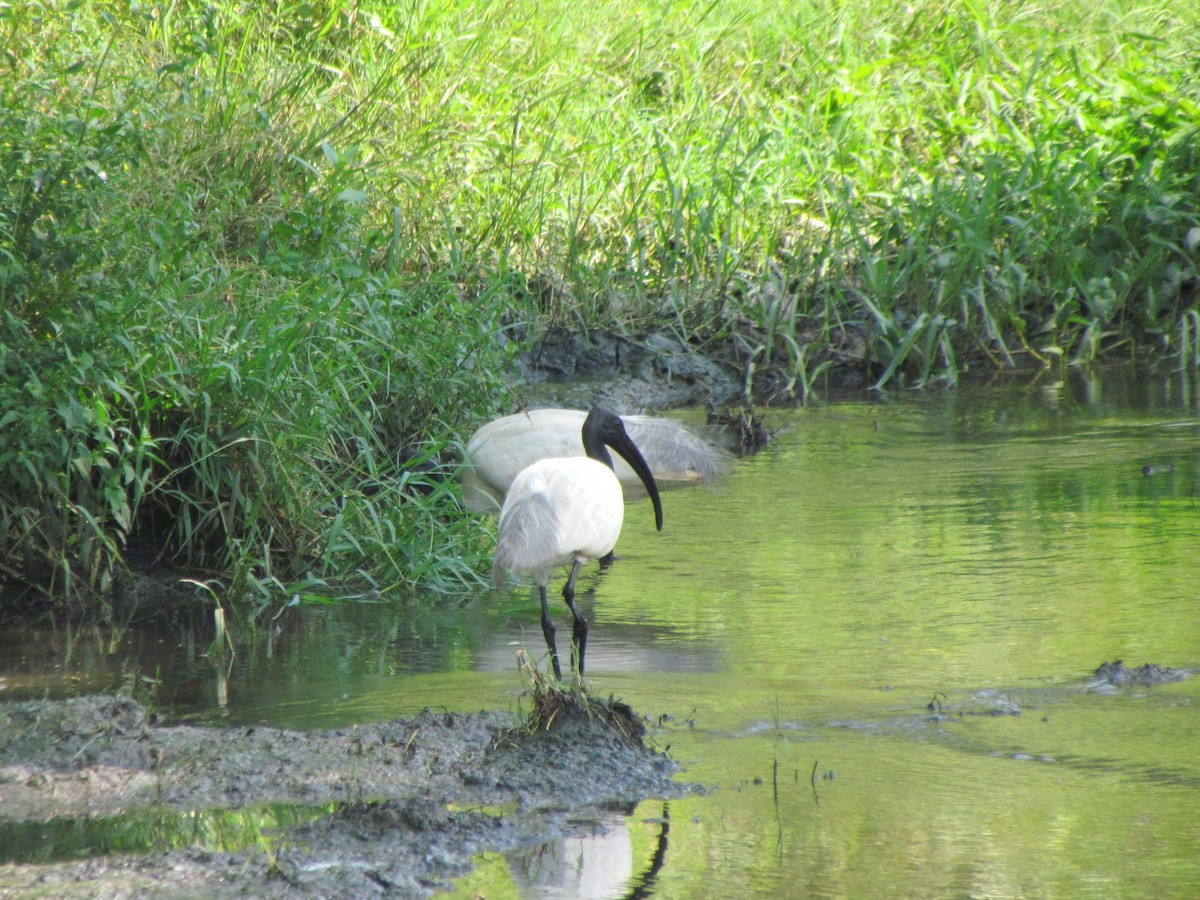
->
[516,651,647,747]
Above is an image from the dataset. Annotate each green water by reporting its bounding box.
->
[3,372,1199,897]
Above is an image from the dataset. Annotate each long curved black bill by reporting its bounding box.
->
[610,428,664,532]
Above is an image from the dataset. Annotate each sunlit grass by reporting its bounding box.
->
[1,0,1198,609]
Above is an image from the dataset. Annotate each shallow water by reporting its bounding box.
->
[4,369,1200,897]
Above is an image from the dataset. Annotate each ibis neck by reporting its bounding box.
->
[583,437,614,469]
[581,409,616,469]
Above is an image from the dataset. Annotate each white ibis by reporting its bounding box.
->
[463,408,723,513]
[491,407,663,679]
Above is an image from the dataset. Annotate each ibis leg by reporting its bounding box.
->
[562,559,589,675]
[538,584,562,680]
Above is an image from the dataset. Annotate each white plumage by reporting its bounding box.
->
[492,457,625,583]
[490,407,663,679]
[463,408,723,512]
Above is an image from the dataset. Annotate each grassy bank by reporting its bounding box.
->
[2,0,1198,612]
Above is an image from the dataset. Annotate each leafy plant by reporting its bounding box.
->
[2,0,1199,614]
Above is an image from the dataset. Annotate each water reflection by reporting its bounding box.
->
[481,803,671,900]
[507,807,635,900]
[0,802,326,864]
[475,586,725,676]
[3,369,1200,897]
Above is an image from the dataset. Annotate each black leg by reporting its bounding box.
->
[562,559,589,676]
[538,584,562,680]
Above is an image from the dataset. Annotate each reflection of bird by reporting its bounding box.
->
[492,407,663,679]
[463,408,723,513]
[507,808,633,899]
[506,802,672,899]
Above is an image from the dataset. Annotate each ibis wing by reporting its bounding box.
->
[492,484,563,585]
[491,457,627,585]
[464,410,588,512]
[619,416,726,488]
[465,409,724,511]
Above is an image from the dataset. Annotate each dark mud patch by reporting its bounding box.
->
[1090,659,1189,688]
[511,323,879,412]
[513,326,744,410]
[0,694,696,897]
[509,327,798,457]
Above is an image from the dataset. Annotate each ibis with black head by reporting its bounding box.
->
[492,406,663,679]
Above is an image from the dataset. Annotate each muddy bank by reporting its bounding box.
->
[509,323,876,411]
[0,694,695,897]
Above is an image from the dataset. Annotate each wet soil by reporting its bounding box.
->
[1090,659,1188,687]
[508,323,878,411]
[0,693,695,897]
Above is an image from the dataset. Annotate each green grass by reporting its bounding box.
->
[2,0,1198,612]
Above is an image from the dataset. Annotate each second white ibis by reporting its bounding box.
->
[463,408,722,512]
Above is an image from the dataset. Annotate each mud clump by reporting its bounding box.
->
[1092,659,1188,687]
[0,694,696,897]
[514,326,742,410]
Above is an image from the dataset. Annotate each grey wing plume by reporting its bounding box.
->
[622,416,728,483]
[491,489,562,587]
